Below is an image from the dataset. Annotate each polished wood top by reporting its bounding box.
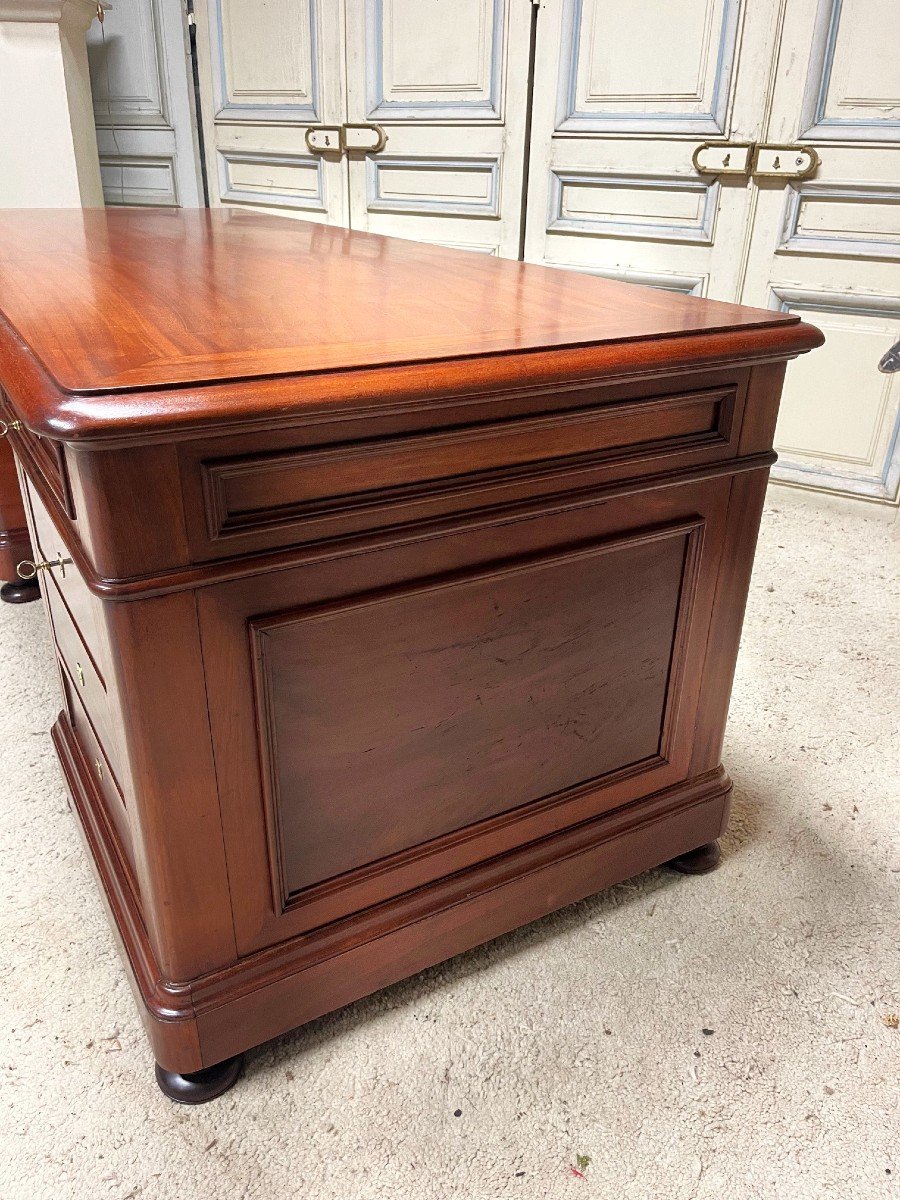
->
[0,208,822,442]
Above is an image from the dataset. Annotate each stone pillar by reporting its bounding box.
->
[0,0,103,206]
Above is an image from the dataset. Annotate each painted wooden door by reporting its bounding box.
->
[342,0,532,256]
[525,0,900,502]
[739,0,900,501]
[523,0,780,299]
[192,0,349,225]
[87,0,203,207]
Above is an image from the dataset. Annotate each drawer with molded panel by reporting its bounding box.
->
[42,565,115,763]
[20,474,107,666]
[183,373,746,561]
[58,658,136,885]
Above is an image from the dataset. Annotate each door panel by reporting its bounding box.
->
[556,0,740,135]
[740,0,900,500]
[87,0,203,207]
[194,0,349,224]
[199,476,730,952]
[260,529,688,895]
[344,0,531,255]
[524,0,778,300]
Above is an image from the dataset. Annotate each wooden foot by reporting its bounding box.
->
[1,577,40,604]
[155,1054,243,1104]
[665,840,721,875]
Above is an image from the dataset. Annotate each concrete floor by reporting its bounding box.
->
[1,486,897,1200]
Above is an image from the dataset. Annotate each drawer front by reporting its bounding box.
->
[0,388,73,517]
[199,472,733,953]
[21,475,105,661]
[59,659,135,882]
[21,474,125,777]
[183,373,746,561]
[43,568,112,755]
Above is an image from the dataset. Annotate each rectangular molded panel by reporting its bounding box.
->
[254,527,688,896]
[202,384,734,543]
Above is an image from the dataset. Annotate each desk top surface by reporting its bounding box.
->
[0,208,806,392]
[0,211,825,446]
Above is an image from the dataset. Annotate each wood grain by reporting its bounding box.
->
[0,210,822,443]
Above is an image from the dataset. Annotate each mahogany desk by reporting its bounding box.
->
[0,209,822,1103]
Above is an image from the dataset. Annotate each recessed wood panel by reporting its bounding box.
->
[218,151,325,211]
[548,173,717,243]
[559,0,739,132]
[772,292,899,497]
[99,156,177,207]
[780,184,900,259]
[821,0,899,123]
[370,0,500,116]
[801,0,900,139]
[254,527,689,896]
[86,0,165,124]
[366,157,500,216]
[202,385,734,543]
[216,0,318,118]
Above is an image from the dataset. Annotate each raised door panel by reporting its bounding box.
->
[799,0,900,142]
[524,0,780,301]
[194,0,348,225]
[87,0,202,207]
[344,0,530,256]
[558,0,740,134]
[217,0,317,117]
[260,529,687,895]
[371,0,501,118]
[741,0,900,500]
[198,475,731,953]
[767,291,900,499]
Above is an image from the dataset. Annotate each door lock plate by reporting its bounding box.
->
[692,142,755,176]
[341,123,388,153]
[305,126,342,154]
[752,144,819,179]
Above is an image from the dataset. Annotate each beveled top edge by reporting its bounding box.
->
[0,311,824,446]
[0,208,813,406]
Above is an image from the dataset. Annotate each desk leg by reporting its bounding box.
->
[665,841,722,875]
[1,577,39,604]
[155,1055,244,1104]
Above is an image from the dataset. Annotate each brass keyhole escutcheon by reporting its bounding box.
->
[76,662,85,688]
[95,759,104,783]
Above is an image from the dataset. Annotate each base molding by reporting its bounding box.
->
[53,711,731,1074]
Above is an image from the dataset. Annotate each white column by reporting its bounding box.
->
[0,0,103,206]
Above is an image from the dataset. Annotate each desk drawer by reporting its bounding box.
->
[21,475,105,659]
[0,391,73,518]
[186,376,743,560]
[59,659,135,882]
[43,567,112,755]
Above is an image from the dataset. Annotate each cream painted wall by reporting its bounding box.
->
[0,0,103,206]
